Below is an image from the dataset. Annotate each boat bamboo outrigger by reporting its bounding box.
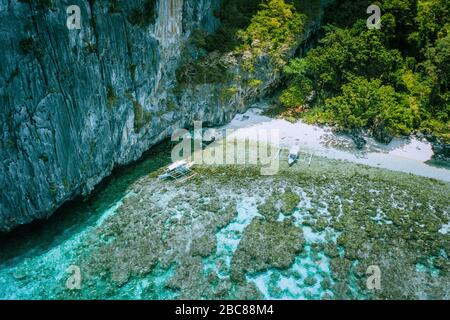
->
[158,160,197,184]
[303,152,313,166]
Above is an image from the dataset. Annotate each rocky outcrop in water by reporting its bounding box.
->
[0,0,327,231]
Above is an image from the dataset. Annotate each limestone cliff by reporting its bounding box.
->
[0,0,327,231]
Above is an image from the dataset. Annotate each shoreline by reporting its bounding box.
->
[218,106,450,182]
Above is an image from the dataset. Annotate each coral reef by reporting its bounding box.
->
[0,144,448,300]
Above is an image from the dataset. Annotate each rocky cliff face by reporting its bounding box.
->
[0,0,327,231]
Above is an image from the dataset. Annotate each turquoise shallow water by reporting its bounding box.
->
[247,245,334,300]
[0,142,173,299]
[246,209,339,300]
[202,195,343,300]
[203,197,261,277]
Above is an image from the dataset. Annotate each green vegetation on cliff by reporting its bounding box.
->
[279,0,450,143]
[236,0,305,68]
[176,0,310,86]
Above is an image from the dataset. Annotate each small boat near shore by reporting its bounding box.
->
[158,160,197,183]
[288,145,300,166]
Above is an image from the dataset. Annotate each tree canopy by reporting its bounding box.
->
[280,0,450,143]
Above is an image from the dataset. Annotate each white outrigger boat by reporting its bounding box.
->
[287,145,313,167]
[288,145,300,166]
[158,160,197,184]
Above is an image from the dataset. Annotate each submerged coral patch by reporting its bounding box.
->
[231,218,305,282]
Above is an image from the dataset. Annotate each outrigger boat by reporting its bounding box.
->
[287,145,313,167]
[288,145,300,166]
[158,160,197,184]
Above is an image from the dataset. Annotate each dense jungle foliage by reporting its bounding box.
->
[280,0,449,143]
